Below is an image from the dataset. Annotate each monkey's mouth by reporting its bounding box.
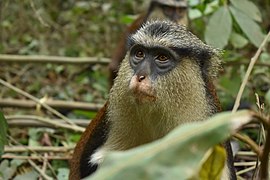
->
[132,90,156,103]
[129,84,156,103]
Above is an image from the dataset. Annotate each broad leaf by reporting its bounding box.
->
[205,6,232,48]
[230,31,248,49]
[230,6,265,47]
[87,110,252,180]
[199,145,226,180]
[0,112,8,157]
[230,0,262,22]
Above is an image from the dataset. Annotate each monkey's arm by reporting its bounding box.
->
[69,102,109,180]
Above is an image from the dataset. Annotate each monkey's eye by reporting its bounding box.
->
[135,50,145,60]
[157,55,169,62]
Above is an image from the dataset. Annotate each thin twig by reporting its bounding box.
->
[39,153,49,180]
[233,133,262,158]
[236,165,257,176]
[0,98,103,111]
[232,31,270,112]
[28,159,53,180]
[6,116,90,128]
[7,135,58,178]
[29,0,49,27]
[4,146,74,153]
[1,154,71,160]
[236,151,257,156]
[7,115,85,132]
[0,78,84,132]
[234,161,257,166]
[0,54,110,64]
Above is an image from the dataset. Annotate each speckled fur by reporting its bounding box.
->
[91,20,223,170]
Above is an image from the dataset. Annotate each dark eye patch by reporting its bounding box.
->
[134,49,145,60]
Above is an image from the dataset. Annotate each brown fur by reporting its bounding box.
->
[69,102,108,179]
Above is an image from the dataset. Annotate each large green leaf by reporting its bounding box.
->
[229,6,265,47]
[87,110,252,180]
[229,31,249,49]
[205,6,232,48]
[0,112,8,157]
[230,0,262,22]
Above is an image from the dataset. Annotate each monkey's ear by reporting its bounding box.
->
[206,48,222,79]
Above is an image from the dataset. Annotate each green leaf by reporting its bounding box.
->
[189,9,202,20]
[230,0,262,22]
[265,90,270,106]
[57,168,69,180]
[230,31,248,49]
[229,6,265,47]
[199,145,226,180]
[0,112,8,157]
[120,15,137,25]
[205,6,232,48]
[13,170,39,180]
[0,159,25,179]
[87,110,252,180]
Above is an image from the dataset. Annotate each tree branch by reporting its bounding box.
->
[0,98,103,111]
[6,115,90,128]
[4,146,74,153]
[1,154,71,160]
[7,114,85,132]
[0,54,110,64]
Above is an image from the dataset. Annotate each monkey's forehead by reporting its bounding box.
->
[130,21,215,52]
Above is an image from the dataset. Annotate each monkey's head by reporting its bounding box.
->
[111,21,221,111]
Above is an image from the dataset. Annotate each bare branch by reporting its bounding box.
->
[0,99,103,111]
[0,78,84,132]
[233,133,262,158]
[232,31,270,112]
[29,0,49,27]
[1,154,71,160]
[0,54,110,64]
[6,114,85,132]
[6,115,90,128]
[4,146,74,153]
[28,159,53,180]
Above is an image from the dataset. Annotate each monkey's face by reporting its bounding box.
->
[112,21,221,107]
[128,44,178,103]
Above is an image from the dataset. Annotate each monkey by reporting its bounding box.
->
[69,21,236,179]
[109,0,189,87]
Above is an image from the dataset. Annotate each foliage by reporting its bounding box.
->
[190,0,270,109]
[202,0,265,48]
[0,0,269,179]
[88,110,252,180]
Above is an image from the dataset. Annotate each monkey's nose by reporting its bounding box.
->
[138,75,145,82]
